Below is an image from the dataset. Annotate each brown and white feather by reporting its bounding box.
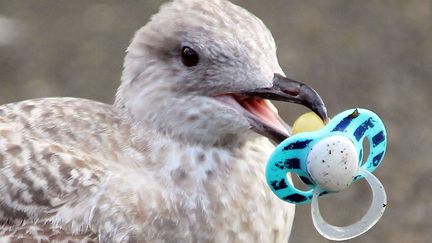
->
[0,0,295,242]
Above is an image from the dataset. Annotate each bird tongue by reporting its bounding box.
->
[236,97,290,136]
[214,95,291,141]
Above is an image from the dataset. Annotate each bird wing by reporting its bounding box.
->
[0,98,129,236]
[0,121,107,224]
[0,223,97,242]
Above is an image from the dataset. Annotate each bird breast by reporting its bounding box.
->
[110,137,296,242]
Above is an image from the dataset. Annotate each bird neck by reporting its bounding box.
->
[123,116,273,174]
[132,131,274,198]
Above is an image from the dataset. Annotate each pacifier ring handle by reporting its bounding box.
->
[311,168,387,241]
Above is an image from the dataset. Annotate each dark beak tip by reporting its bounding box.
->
[298,86,328,122]
[315,104,329,123]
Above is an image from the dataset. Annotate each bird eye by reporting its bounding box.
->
[181,46,199,67]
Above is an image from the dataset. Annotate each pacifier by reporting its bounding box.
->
[266,109,387,241]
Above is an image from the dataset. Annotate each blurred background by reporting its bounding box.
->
[0,0,430,242]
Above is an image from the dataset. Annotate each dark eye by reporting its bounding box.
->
[181,46,199,67]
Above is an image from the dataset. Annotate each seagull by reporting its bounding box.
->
[0,0,327,242]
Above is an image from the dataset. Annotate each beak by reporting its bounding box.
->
[214,73,328,144]
[244,74,328,122]
[240,73,327,143]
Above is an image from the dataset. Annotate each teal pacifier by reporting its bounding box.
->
[266,109,387,241]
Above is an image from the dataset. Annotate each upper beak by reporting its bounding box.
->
[243,73,328,122]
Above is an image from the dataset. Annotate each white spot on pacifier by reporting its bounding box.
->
[307,135,359,192]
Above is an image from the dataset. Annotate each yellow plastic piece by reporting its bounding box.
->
[292,112,325,135]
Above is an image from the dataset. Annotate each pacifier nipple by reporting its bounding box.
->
[291,112,325,135]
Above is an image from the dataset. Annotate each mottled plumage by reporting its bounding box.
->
[0,98,293,242]
[0,0,326,242]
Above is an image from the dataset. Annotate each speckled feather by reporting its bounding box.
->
[0,0,294,242]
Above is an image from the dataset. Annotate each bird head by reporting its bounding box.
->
[115,0,327,146]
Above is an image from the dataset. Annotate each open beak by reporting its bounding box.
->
[214,73,328,144]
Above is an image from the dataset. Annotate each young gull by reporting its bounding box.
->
[0,0,327,242]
